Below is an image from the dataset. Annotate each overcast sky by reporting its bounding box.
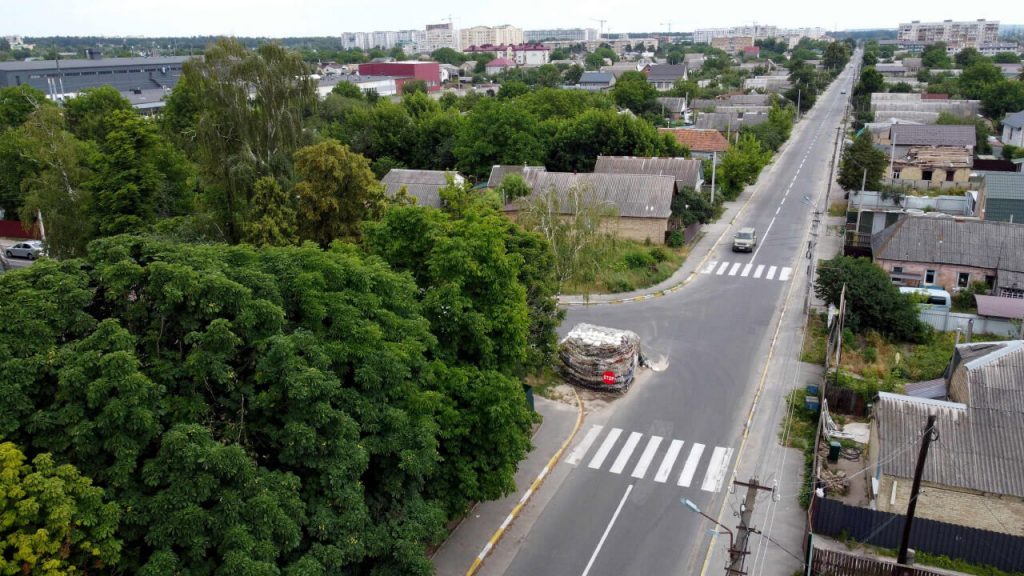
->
[2,0,1017,38]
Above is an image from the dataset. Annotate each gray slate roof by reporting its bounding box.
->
[871,215,1024,275]
[381,169,463,208]
[486,165,547,189]
[579,71,614,84]
[646,64,687,82]
[507,172,676,219]
[951,341,1024,413]
[875,392,1024,498]
[1004,110,1024,129]
[594,156,703,189]
[656,97,687,113]
[890,123,976,148]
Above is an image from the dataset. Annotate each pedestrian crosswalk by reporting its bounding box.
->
[565,425,734,492]
[700,260,792,282]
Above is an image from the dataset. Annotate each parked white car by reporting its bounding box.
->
[5,240,45,260]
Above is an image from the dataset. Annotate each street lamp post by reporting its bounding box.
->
[681,498,734,556]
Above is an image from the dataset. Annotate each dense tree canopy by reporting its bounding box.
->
[838,131,888,192]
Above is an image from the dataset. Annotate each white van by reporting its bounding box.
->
[899,286,951,310]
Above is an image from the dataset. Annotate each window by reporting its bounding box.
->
[958,272,970,288]
[925,269,935,284]
[985,275,995,288]
[893,266,904,274]
[922,170,933,180]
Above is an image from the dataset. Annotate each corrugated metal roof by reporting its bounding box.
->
[647,65,687,82]
[955,341,1024,413]
[1003,110,1024,129]
[891,124,976,148]
[579,71,614,84]
[656,97,686,112]
[984,172,1024,201]
[593,156,703,189]
[0,56,191,72]
[486,165,547,189]
[975,295,1024,320]
[507,172,675,219]
[381,169,463,209]
[875,392,1024,499]
[904,378,948,400]
[871,215,1024,274]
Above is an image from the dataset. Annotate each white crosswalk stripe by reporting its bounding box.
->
[698,261,793,283]
[565,426,733,492]
[609,431,643,474]
[588,428,622,469]
[678,443,705,487]
[630,436,663,479]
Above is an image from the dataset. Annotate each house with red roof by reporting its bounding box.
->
[658,128,730,159]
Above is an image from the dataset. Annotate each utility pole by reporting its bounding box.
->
[897,414,937,573]
[728,477,775,575]
[710,151,717,204]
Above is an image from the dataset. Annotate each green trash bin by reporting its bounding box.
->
[827,441,841,463]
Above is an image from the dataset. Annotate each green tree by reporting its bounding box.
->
[954,47,984,68]
[431,47,466,66]
[612,71,657,116]
[63,85,132,143]
[564,64,584,85]
[331,80,364,100]
[993,52,1021,64]
[855,66,885,95]
[716,133,771,199]
[534,64,563,88]
[513,183,617,288]
[403,79,428,95]
[183,39,315,242]
[410,108,464,170]
[823,42,851,71]
[497,80,530,99]
[921,43,952,69]
[0,442,122,575]
[546,108,666,172]
[293,139,384,244]
[454,98,546,178]
[0,128,38,215]
[982,79,1024,120]
[838,131,888,192]
[88,109,193,236]
[0,85,50,131]
[18,107,95,259]
[495,173,532,203]
[158,73,202,157]
[245,176,297,246]
[813,255,928,342]
[958,60,1004,99]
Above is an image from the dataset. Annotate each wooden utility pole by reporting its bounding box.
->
[897,413,937,573]
[728,477,775,575]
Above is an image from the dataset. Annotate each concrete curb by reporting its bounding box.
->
[464,386,585,576]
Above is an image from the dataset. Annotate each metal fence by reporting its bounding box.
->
[917,308,1020,337]
[813,497,1024,571]
[811,546,945,576]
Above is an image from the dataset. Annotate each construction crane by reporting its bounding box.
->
[660,21,674,34]
[591,18,607,40]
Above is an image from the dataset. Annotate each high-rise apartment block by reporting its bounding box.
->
[524,28,599,42]
[897,19,999,49]
[460,25,524,49]
[423,23,459,52]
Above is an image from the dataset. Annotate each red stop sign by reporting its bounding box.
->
[602,371,616,385]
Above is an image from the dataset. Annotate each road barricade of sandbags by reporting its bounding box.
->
[558,323,642,392]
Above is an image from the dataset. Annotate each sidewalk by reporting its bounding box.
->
[431,395,580,576]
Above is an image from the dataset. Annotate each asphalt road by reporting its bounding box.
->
[498,61,858,576]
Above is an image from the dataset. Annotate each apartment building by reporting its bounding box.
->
[460,25,524,48]
[897,19,1000,49]
[524,28,599,42]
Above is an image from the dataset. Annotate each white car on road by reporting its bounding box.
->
[5,240,45,260]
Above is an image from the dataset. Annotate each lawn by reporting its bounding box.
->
[561,237,691,295]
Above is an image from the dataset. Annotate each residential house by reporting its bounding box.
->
[884,123,976,155]
[459,61,478,76]
[656,97,688,121]
[485,58,516,75]
[575,71,616,91]
[594,156,704,190]
[870,387,1024,535]
[601,61,650,79]
[438,63,461,83]
[658,128,729,159]
[381,169,464,208]
[486,165,547,189]
[683,53,706,70]
[696,111,768,132]
[902,57,923,74]
[871,214,1024,295]
[996,63,1023,79]
[503,171,677,244]
[978,172,1024,223]
[891,146,973,184]
[1003,110,1024,147]
[742,75,792,92]
[645,64,688,91]
[742,46,760,59]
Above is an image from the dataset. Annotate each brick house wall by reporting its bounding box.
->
[506,211,668,244]
[875,258,995,291]
[897,166,972,183]
[876,474,1024,535]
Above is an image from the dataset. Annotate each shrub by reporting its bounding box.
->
[623,249,656,269]
[648,246,670,262]
[667,230,685,248]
